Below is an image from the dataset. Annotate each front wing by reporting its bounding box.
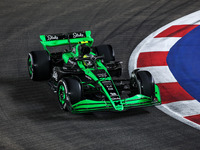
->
[71,84,161,113]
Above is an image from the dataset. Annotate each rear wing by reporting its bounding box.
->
[40,31,94,51]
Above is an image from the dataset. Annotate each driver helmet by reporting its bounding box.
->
[83,54,93,67]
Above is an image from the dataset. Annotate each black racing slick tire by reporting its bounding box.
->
[57,77,82,112]
[95,45,115,63]
[131,70,155,99]
[28,51,51,81]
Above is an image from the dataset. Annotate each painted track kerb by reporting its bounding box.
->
[128,10,200,130]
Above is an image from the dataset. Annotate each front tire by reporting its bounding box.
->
[57,77,82,112]
[131,70,155,99]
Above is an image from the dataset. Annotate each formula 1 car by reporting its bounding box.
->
[27,31,161,113]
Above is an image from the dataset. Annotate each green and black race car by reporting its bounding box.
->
[27,31,161,113]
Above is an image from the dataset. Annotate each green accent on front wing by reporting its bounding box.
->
[155,84,161,103]
[70,84,161,113]
[71,93,161,113]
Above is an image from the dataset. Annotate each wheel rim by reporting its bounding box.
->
[28,56,33,76]
[58,84,66,105]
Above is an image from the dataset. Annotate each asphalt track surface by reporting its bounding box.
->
[1,0,200,149]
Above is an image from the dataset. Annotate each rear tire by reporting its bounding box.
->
[28,51,51,81]
[57,77,82,112]
[94,45,115,63]
[131,70,155,99]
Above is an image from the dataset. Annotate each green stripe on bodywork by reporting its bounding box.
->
[62,53,73,64]
[77,60,124,111]
[96,60,121,98]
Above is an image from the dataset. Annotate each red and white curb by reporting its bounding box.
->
[128,10,200,130]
